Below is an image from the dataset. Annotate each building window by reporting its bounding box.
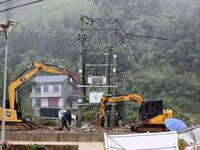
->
[43,85,49,93]
[35,99,41,106]
[35,86,41,93]
[53,85,59,92]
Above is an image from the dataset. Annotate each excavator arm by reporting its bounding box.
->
[99,93,143,120]
[8,62,79,110]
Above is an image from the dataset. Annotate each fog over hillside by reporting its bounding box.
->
[0,0,199,125]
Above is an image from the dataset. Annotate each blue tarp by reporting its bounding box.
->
[164,118,188,132]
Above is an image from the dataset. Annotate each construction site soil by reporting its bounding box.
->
[11,124,132,134]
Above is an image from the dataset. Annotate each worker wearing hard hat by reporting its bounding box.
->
[114,112,120,127]
[106,110,111,128]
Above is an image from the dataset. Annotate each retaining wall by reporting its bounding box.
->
[5,132,104,142]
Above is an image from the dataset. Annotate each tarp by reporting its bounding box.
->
[164,118,188,132]
[104,131,178,150]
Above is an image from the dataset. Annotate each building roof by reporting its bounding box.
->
[33,75,69,83]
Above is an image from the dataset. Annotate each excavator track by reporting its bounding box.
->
[131,124,167,133]
[0,122,49,131]
[0,122,31,131]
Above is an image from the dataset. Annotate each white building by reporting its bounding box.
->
[30,75,79,117]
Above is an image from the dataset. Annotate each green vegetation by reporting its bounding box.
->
[27,144,48,150]
[0,0,199,125]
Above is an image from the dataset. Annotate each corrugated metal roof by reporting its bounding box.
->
[33,75,69,83]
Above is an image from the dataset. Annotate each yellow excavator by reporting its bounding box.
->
[99,93,173,132]
[0,62,78,130]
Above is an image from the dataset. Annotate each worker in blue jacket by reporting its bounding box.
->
[60,108,71,130]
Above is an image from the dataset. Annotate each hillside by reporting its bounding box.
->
[0,0,92,28]
[0,0,199,125]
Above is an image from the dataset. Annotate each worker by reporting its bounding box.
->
[106,110,111,128]
[101,116,105,127]
[60,110,70,131]
[92,112,100,125]
[66,107,72,126]
[76,114,79,127]
[114,112,120,127]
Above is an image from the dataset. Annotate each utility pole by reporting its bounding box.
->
[78,15,87,128]
[107,48,112,95]
[78,16,118,128]
[110,19,118,128]
[80,15,87,100]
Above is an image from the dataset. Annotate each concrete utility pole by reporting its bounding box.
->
[0,20,17,148]
[111,54,117,127]
[79,15,87,100]
[107,48,112,95]
[110,19,118,128]
[78,15,87,128]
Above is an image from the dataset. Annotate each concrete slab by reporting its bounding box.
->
[8,141,104,150]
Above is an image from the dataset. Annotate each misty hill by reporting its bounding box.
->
[0,0,92,28]
[0,0,199,125]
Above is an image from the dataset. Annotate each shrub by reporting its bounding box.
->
[27,144,48,150]
[82,111,96,122]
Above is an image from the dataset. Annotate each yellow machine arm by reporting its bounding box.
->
[99,93,143,120]
[8,62,79,110]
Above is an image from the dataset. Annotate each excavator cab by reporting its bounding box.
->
[139,99,163,122]
[5,99,22,120]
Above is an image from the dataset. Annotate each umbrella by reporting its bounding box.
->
[164,118,188,132]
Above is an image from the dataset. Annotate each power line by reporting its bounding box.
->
[117,21,157,97]
[0,0,45,13]
[89,0,97,18]
[117,21,139,63]
[118,32,179,42]
[101,0,113,18]
[83,0,100,31]
[89,0,103,18]
[103,0,117,18]
[0,0,22,7]
[0,0,12,5]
